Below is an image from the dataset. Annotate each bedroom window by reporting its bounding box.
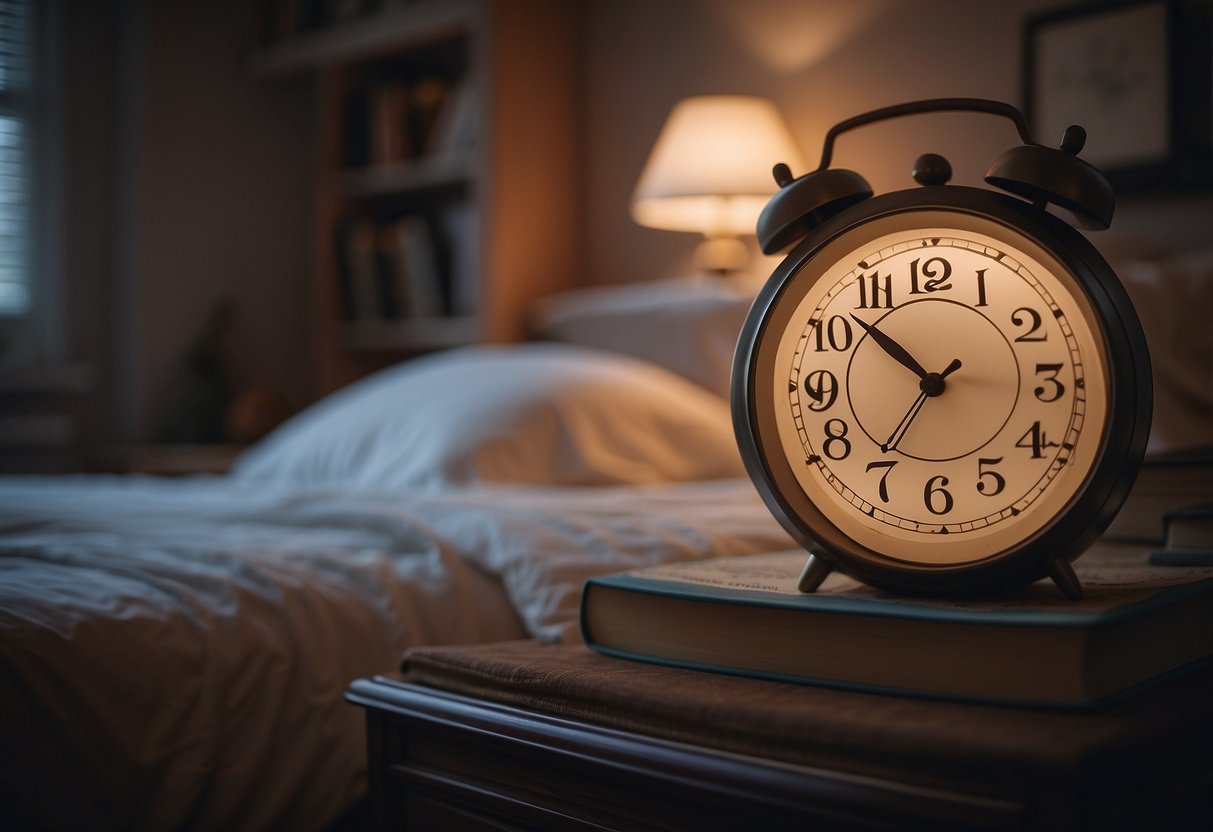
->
[0,0,33,316]
[0,0,59,365]
[0,112,29,315]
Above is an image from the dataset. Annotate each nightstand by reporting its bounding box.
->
[346,641,1213,831]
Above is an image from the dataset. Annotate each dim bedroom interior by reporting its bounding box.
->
[1,0,1211,830]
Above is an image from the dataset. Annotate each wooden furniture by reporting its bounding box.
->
[87,443,245,475]
[0,364,93,474]
[346,640,1213,831]
[252,0,581,395]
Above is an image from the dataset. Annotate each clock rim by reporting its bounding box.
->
[732,186,1152,595]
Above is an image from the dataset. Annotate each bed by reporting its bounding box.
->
[0,277,796,831]
[1,255,1208,831]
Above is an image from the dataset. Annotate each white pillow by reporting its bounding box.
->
[530,275,755,398]
[232,343,744,489]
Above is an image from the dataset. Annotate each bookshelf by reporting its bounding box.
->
[253,0,581,395]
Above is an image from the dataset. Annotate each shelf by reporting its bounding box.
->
[251,0,477,78]
[340,316,481,351]
[273,0,580,395]
[0,363,94,394]
[338,151,475,198]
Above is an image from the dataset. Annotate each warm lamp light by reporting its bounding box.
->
[631,94,805,274]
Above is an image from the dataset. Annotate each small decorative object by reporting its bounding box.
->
[169,299,238,444]
[732,99,1151,599]
[631,95,805,275]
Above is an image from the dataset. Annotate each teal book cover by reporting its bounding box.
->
[580,545,1213,708]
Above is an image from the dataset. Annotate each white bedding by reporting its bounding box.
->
[0,474,791,831]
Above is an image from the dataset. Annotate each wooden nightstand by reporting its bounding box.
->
[346,641,1213,831]
[345,676,996,832]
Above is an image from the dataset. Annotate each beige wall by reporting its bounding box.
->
[582,0,1213,286]
[78,0,1210,444]
[60,0,313,446]
[129,0,313,441]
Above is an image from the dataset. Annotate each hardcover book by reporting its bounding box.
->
[1152,503,1213,566]
[579,544,1213,707]
[1104,449,1213,543]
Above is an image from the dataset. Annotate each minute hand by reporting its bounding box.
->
[850,314,928,380]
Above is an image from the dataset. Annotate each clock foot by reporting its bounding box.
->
[1047,558,1083,600]
[797,548,833,593]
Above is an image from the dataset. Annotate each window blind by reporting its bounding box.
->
[0,0,32,315]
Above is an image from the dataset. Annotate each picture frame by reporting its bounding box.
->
[1023,0,1213,192]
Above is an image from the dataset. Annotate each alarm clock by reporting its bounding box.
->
[732,98,1151,599]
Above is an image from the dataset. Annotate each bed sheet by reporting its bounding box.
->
[0,474,791,831]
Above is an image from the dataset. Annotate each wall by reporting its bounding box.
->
[582,0,1213,286]
[58,1,130,456]
[58,0,313,447]
[126,0,314,442]
[63,0,1211,449]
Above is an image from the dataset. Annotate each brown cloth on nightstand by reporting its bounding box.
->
[401,640,1213,830]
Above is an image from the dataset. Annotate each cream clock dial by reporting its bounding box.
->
[735,191,1150,599]
[770,214,1107,566]
[735,100,1152,598]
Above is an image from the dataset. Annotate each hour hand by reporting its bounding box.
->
[850,313,928,380]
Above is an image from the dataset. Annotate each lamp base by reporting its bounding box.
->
[695,235,749,275]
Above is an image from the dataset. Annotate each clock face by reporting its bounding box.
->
[763,209,1109,566]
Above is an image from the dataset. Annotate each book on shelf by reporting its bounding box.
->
[408,76,451,156]
[370,78,411,166]
[377,215,445,319]
[443,200,478,316]
[579,545,1213,708]
[427,78,479,156]
[341,85,372,168]
[337,214,449,324]
[346,74,457,170]
[336,217,381,321]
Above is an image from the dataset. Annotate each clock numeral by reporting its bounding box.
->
[812,315,854,352]
[802,369,838,412]
[908,257,952,295]
[1015,421,1061,459]
[822,418,851,460]
[1033,363,1066,402]
[976,457,1005,496]
[865,460,897,503]
[975,268,989,307]
[1011,307,1047,342]
[856,272,893,309]
[923,475,954,515]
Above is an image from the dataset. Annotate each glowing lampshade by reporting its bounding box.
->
[631,95,804,272]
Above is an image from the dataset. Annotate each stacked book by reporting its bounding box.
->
[581,543,1213,708]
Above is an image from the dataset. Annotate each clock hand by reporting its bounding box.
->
[881,358,962,453]
[882,390,928,453]
[850,314,929,380]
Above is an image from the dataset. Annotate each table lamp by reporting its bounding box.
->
[631,94,805,274]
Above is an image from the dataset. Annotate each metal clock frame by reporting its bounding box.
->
[733,185,1151,597]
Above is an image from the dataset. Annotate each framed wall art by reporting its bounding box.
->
[1024,0,1213,192]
